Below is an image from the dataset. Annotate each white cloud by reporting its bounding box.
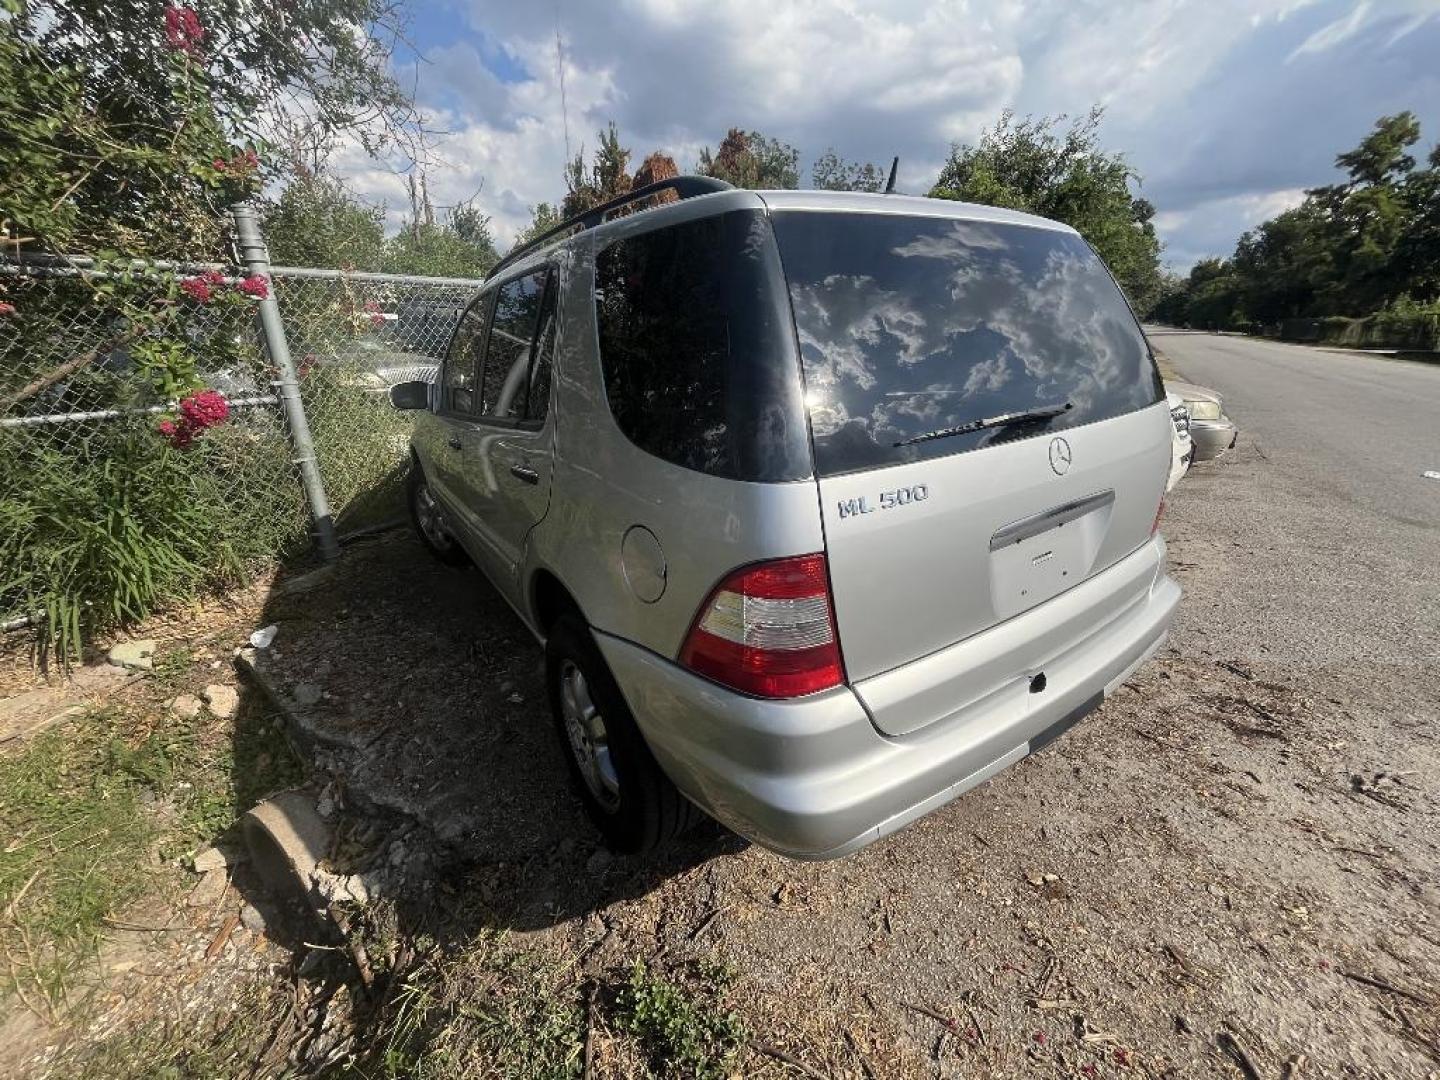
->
[331,0,1440,259]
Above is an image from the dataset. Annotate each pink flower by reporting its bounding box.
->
[0,301,15,317]
[179,389,230,430]
[180,277,212,303]
[164,6,205,56]
[370,313,385,327]
[237,274,269,300]
[201,269,226,286]
[156,418,193,449]
[213,157,227,171]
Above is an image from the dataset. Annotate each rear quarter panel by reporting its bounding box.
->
[524,213,826,659]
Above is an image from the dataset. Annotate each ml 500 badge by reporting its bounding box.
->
[837,484,929,519]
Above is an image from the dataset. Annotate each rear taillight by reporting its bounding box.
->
[679,553,845,699]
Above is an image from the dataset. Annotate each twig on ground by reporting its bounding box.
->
[1333,846,1384,860]
[2,868,42,924]
[900,999,958,1029]
[1164,941,1208,978]
[1341,969,1433,1007]
[1133,727,1190,752]
[1034,956,1058,999]
[1218,661,1254,681]
[1029,998,1078,1010]
[749,1038,828,1079]
[1226,719,1287,741]
[102,917,188,933]
[206,912,240,959]
[688,906,723,941]
[842,1030,878,1079]
[1217,1030,1263,1080]
[963,1000,987,1046]
[582,984,597,1080]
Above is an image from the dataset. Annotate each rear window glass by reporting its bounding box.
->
[593,209,811,482]
[771,212,1163,477]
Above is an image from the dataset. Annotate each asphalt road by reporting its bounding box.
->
[1148,330,1440,673]
[1150,329,1440,530]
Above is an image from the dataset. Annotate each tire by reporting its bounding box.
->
[407,463,468,566]
[545,613,700,854]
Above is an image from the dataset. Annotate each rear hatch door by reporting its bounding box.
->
[769,209,1169,734]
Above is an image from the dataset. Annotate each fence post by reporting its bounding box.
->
[231,203,341,562]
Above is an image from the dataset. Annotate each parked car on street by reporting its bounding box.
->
[390,177,1181,858]
[1167,391,1193,491]
[1166,379,1237,461]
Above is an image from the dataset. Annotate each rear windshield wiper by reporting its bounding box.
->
[894,402,1073,448]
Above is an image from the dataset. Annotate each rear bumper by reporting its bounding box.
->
[597,538,1180,859]
[1190,418,1237,461]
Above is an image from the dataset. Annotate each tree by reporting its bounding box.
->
[930,108,1164,313]
[633,151,680,190]
[562,122,632,218]
[511,203,563,250]
[697,129,800,189]
[1162,112,1440,329]
[384,188,498,279]
[0,0,420,259]
[811,149,885,192]
[263,174,386,271]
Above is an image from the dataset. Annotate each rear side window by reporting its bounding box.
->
[771,212,1163,477]
[593,209,810,482]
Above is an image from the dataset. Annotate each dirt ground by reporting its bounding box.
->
[235,423,1437,1077]
[3,420,1437,1077]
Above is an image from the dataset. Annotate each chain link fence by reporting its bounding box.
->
[0,207,483,652]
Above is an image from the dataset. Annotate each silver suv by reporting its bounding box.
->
[390,178,1180,859]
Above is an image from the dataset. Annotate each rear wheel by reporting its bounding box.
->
[545,614,699,854]
[407,463,468,566]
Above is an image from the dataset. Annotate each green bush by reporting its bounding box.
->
[0,415,299,664]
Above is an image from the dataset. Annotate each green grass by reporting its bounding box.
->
[338,934,586,1080]
[65,976,292,1078]
[614,959,747,1080]
[0,691,301,1009]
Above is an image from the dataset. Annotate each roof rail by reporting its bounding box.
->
[487,174,734,280]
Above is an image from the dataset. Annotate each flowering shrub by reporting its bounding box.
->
[157,389,230,449]
[238,274,270,300]
[163,6,205,57]
[0,301,15,317]
[180,276,212,303]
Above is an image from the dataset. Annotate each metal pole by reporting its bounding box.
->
[231,203,341,561]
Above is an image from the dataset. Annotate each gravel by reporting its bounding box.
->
[244,335,1438,1076]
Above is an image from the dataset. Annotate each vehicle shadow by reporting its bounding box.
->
[234,526,743,940]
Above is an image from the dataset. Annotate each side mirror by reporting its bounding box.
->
[389,380,430,411]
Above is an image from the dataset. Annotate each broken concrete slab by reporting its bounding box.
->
[168,694,203,720]
[1,663,134,746]
[108,639,157,672]
[202,683,239,720]
[187,867,229,909]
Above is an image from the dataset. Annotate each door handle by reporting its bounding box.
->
[446,436,463,451]
[509,464,539,485]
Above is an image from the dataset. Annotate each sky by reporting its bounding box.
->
[333,0,1440,271]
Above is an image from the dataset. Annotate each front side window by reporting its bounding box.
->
[593,209,810,482]
[771,212,1164,476]
[441,296,488,414]
[480,271,547,420]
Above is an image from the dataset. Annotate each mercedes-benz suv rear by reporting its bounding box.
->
[393,180,1180,859]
